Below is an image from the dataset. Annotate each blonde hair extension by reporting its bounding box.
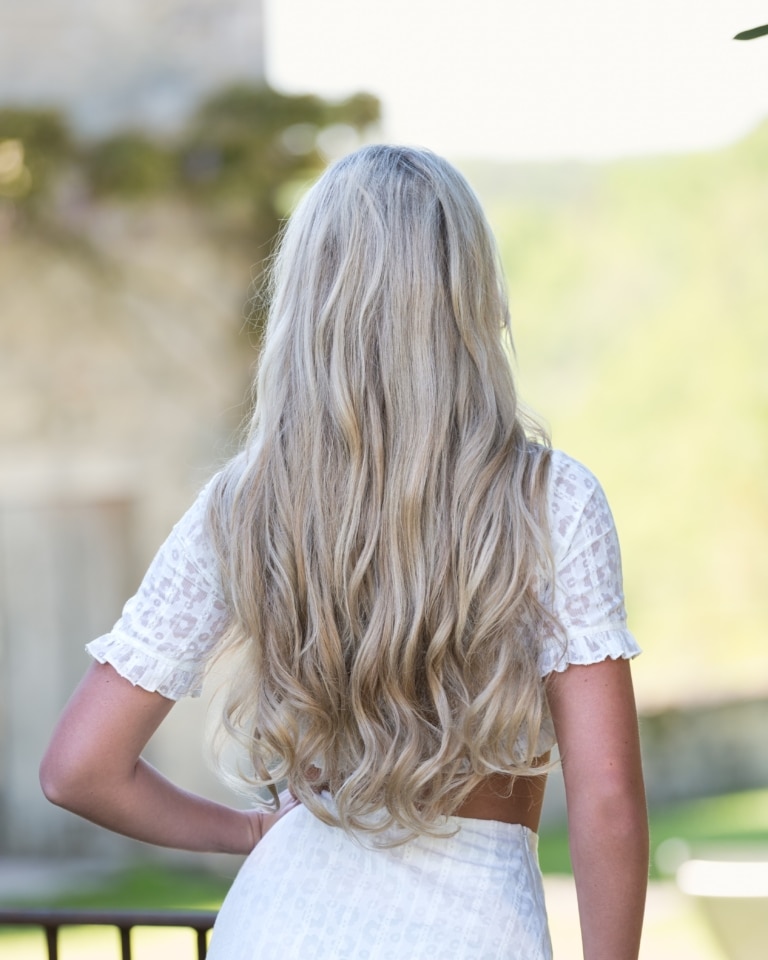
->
[206,145,558,842]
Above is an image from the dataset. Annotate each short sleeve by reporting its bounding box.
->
[86,478,231,699]
[539,452,642,676]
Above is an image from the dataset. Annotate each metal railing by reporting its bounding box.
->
[0,907,217,959]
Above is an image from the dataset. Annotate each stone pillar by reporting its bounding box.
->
[0,489,136,855]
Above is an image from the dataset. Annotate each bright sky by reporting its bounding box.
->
[264,0,768,161]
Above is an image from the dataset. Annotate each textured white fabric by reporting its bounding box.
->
[86,449,640,699]
[207,804,552,960]
[87,478,230,698]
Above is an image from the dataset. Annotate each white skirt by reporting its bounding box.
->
[208,805,552,959]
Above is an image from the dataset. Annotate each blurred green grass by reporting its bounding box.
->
[2,862,230,914]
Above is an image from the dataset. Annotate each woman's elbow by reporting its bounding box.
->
[599,786,647,837]
[39,745,98,812]
[40,749,71,808]
[579,785,648,859]
[569,769,647,832]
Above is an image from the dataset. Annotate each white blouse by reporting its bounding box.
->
[87,450,640,708]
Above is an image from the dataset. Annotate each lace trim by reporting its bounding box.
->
[86,632,206,699]
[538,626,641,677]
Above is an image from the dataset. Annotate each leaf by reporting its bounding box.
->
[734,24,768,40]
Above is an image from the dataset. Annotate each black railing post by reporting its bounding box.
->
[0,907,217,958]
[119,924,132,960]
[44,924,59,960]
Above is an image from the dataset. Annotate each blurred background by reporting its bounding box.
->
[0,1,767,957]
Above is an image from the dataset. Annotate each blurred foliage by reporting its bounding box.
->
[181,87,378,215]
[0,85,379,338]
[0,83,378,234]
[83,132,178,198]
[0,108,73,211]
[462,118,768,704]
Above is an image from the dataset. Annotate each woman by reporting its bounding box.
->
[41,145,648,959]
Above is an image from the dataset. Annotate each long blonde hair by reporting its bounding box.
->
[207,145,555,840]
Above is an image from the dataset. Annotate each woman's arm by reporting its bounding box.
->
[547,657,648,960]
[40,661,297,854]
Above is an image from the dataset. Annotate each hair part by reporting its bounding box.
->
[207,145,556,842]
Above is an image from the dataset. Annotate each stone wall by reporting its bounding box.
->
[0,0,265,135]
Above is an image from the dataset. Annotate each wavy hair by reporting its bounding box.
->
[207,145,556,841]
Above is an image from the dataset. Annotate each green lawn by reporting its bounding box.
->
[7,862,232,912]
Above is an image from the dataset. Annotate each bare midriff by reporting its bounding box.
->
[453,755,550,833]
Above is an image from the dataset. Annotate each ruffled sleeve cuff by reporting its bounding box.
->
[86,631,208,700]
[538,626,642,677]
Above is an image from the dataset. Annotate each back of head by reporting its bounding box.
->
[209,145,554,841]
[259,145,516,443]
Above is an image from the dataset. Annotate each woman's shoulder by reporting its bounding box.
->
[547,448,602,498]
[545,449,612,558]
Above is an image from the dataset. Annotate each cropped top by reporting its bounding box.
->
[87,450,641,753]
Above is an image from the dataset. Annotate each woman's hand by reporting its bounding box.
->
[243,790,302,852]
